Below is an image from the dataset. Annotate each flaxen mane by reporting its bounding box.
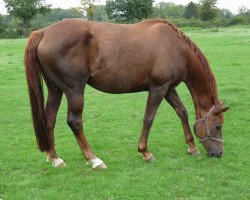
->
[146,19,218,104]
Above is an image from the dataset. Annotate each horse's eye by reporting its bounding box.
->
[216,125,222,130]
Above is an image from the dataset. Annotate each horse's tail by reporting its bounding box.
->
[24,30,51,152]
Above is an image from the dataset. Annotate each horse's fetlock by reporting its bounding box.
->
[138,145,147,153]
[185,137,194,144]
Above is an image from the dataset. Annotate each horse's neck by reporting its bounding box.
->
[185,61,218,119]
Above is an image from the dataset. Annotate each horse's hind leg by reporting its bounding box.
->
[65,88,107,170]
[44,77,65,167]
[165,88,200,155]
[138,85,168,161]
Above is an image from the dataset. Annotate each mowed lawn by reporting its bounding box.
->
[0,26,249,200]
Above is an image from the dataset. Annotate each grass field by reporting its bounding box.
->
[0,26,250,200]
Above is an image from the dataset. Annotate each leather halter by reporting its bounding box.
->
[194,105,223,143]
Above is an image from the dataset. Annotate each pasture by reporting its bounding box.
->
[0,26,250,199]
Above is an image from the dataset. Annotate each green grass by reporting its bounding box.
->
[0,26,250,199]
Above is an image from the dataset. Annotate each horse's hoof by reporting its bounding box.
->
[53,161,66,167]
[89,158,107,170]
[52,158,66,167]
[94,163,107,170]
[143,155,156,162]
[188,147,201,156]
[47,156,66,167]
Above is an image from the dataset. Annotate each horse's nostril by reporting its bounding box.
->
[207,152,215,157]
[218,152,223,158]
[215,152,223,158]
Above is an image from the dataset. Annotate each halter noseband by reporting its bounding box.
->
[194,105,223,143]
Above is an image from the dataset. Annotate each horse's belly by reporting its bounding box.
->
[87,68,150,94]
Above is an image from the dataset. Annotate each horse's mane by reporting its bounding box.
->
[145,19,218,104]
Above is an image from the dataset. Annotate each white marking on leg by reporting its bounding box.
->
[90,157,105,169]
[46,155,66,167]
[52,157,66,167]
[188,147,200,155]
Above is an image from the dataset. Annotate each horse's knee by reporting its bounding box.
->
[67,115,82,131]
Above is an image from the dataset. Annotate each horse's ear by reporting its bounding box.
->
[214,100,230,114]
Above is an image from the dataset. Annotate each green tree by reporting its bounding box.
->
[237,6,250,24]
[80,0,99,21]
[238,6,248,15]
[152,2,168,18]
[152,2,185,19]
[3,0,51,37]
[183,1,198,19]
[0,14,6,35]
[219,9,233,19]
[166,3,185,18]
[31,8,84,30]
[94,5,108,21]
[199,0,218,21]
[106,0,154,23]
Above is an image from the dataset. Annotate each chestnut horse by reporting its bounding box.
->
[24,19,229,169]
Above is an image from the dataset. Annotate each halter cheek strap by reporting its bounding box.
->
[194,105,223,143]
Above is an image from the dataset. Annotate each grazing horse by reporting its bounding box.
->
[24,19,229,169]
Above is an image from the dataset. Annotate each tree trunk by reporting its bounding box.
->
[21,20,28,38]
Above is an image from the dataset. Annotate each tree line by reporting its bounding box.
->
[0,0,249,38]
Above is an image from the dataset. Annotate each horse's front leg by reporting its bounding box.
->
[138,85,168,161]
[165,88,200,155]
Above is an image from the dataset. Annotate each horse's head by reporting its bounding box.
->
[194,101,229,158]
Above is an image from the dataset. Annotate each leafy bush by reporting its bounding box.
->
[228,16,245,26]
[172,18,215,28]
[3,28,22,38]
[0,16,22,38]
[170,17,249,29]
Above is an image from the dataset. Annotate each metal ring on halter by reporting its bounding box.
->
[194,105,223,143]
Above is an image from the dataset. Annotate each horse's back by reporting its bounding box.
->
[87,20,187,92]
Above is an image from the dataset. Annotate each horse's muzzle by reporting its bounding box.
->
[207,151,223,158]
